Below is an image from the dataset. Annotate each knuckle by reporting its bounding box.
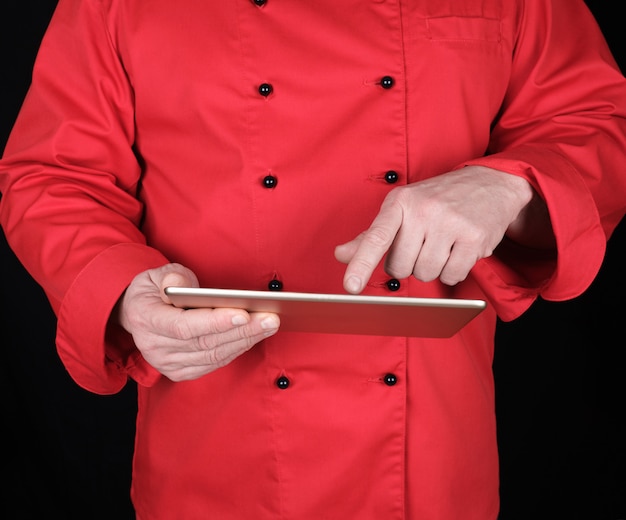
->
[363,225,391,248]
[458,221,490,246]
[412,267,438,283]
[440,271,466,286]
[168,313,195,340]
[350,256,377,275]
[201,347,224,368]
[385,259,411,279]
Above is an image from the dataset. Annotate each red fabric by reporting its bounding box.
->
[2,0,625,518]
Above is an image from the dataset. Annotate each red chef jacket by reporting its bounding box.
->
[2,0,626,518]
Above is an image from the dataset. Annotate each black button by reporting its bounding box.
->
[276,376,290,389]
[263,175,277,188]
[253,0,267,6]
[386,278,401,291]
[380,76,395,89]
[258,83,273,97]
[268,279,283,291]
[384,170,399,184]
[383,373,398,386]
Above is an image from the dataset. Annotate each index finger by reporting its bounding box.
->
[342,201,403,293]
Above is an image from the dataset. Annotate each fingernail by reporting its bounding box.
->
[346,276,362,293]
[261,316,279,331]
[231,314,248,326]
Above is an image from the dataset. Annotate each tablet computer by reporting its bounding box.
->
[164,287,486,338]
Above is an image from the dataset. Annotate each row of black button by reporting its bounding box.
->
[251,19,401,294]
[260,170,399,190]
[266,278,401,292]
[275,373,398,389]
[258,76,395,99]
[250,0,402,394]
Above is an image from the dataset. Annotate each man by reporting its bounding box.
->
[1,0,625,518]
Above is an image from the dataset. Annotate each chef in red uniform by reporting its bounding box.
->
[1,0,625,518]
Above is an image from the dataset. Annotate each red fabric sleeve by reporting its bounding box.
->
[0,0,168,393]
[464,0,626,321]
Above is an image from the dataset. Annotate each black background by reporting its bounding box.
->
[1,1,624,518]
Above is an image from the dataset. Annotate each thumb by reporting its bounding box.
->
[154,263,200,303]
[334,234,363,264]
